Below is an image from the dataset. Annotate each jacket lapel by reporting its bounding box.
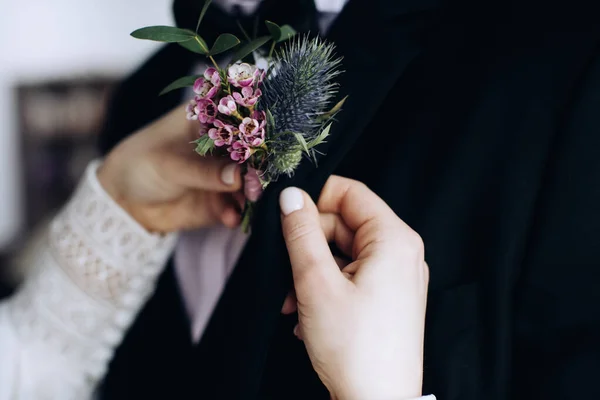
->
[192,0,443,397]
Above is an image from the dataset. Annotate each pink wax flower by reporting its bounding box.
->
[227,63,260,88]
[208,120,237,147]
[186,97,200,121]
[257,69,266,85]
[232,87,262,107]
[252,110,266,122]
[244,167,264,202]
[227,140,251,163]
[193,78,218,99]
[193,67,221,99]
[240,116,266,147]
[198,123,209,137]
[217,95,237,115]
[196,98,217,124]
[204,67,221,85]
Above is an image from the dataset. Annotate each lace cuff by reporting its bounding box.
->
[3,159,177,398]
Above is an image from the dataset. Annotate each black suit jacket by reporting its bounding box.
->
[98,0,600,398]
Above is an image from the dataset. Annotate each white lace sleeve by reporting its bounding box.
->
[0,160,177,400]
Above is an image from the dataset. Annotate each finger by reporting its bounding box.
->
[160,153,242,192]
[216,193,242,228]
[220,206,241,228]
[149,104,200,142]
[317,176,421,260]
[341,263,359,276]
[317,176,400,232]
[336,257,355,279]
[232,191,246,210]
[293,324,304,341]
[319,213,354,257]
[280,187,343,296]
[281,262,352,313]
[281,291,297,314]
[176,191,233,230]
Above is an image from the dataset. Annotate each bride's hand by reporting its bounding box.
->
[98,105,243,233]
[279,176,429,400]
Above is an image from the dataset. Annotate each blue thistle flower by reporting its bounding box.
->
[260,36,342,143]
[259,36,342,181]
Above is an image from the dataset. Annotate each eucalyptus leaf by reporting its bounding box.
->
[196,0,212,33]
[159,75,202,96]
[307,123,332,148]
[179,36,210,54]
[317,95,348,122]
[131,26,195,43]
[231,36,271,63]
[276,25,297,42]
[265,21,281,40]
[195,135,215,156]
[209,33,241,56]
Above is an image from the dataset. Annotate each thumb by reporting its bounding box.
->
[161,152,242,192]
[280,187,342,297]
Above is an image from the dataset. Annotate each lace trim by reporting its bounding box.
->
[6,160,177,395]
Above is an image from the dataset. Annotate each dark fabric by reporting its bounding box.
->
[174,0,319,44]
[99,0,600,399]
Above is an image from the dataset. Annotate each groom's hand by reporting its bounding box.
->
[279,176,429,400]
[98,105,244,233]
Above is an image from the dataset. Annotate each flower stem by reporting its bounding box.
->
[268,41,276,59]
[193,36,218,69]
[209,55,219,69]
[241,201,253,233]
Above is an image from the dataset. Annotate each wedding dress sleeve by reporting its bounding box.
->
[0,160,177,400]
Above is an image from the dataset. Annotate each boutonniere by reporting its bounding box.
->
[132,0,346,232]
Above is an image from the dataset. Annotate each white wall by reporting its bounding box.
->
[0,0,173,248]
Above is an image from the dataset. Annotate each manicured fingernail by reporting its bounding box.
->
[280,187,304,216]
[221,164,237,186]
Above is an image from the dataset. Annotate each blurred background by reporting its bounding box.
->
[0,0,173,295]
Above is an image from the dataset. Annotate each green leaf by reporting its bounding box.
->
[265,21,297,42]
[265,109,276,132]
[159,75,202,96]
[131,26,195,43]
[276,25,297,42]
[292,132,310,154]
[209,33,241,56]
[178,36,210,54]
[328,95,348,115]
[194,135,215,156]
[231,36,271,63]
[307,123,332,148]
[265,21,281,40]
[196,0,212,33]
[317,95,348,122]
